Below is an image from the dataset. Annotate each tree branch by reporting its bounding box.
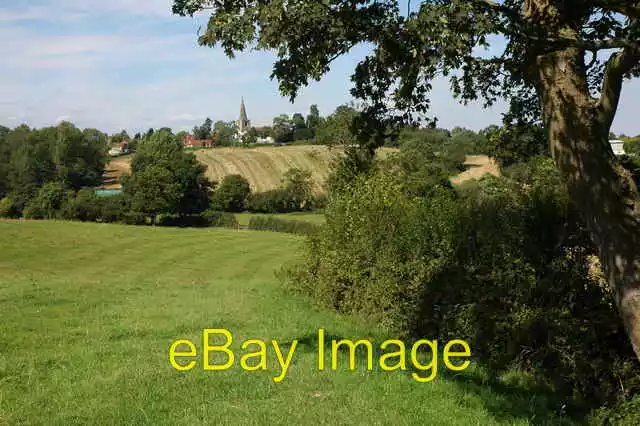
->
[595,1,640,20]
[598,45,640,129]
[479,0,517,15]
[525,35,640,51]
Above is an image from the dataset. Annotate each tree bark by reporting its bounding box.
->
[535,47,640,360]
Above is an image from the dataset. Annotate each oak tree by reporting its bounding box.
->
[173,0,640,359]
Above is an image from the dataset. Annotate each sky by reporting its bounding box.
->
[1,1,639,136]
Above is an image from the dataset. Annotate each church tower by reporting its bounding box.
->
[237,97,251,137]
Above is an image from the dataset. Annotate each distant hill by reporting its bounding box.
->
[102,145,497,193]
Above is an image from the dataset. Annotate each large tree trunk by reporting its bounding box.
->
[536,47,640,360]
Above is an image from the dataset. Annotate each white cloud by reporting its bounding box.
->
[1,1,638,136]
[0,1,176,22]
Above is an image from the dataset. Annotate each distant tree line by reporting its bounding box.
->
[0,122,108,216]
[0,123,325,224]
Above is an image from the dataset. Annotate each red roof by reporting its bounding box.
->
[183,135,213,148]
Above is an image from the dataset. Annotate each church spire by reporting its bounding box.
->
[239,97,248,123]
[237,97,250,136]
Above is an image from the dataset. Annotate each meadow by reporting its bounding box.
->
[0,221,569,425]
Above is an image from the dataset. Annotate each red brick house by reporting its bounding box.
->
[183,134,214,149]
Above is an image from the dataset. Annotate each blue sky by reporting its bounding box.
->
[1,1,639,136]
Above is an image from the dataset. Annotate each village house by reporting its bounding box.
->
[609,139,626,156]
[183,134,214,149]
[108,141,129,157]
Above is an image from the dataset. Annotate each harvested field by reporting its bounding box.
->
[102,155,132,189]
[101,146,498,191]
[450,155,500,185]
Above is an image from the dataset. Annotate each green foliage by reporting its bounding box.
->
[211,174,251,212]
[486,124,549,168]
[193,117,213,140]
[306,104,322,133]
[213,120,237,146]
[61,189,100,222]
[386,128,466,197]
[110,130,130,144]
[23,183,71,220]
[325,145,377,195]
[0,122,106,213]
[246,190,290,213]
[450,127,490,155]
[273,114,294,143]
[201,209,239,228]
[0,197,20,218]
[315,105,359,147]
[124,131,212,220]
[623,138,640,157]
[293,127,314,141]
[248,216,320,235]
[590,395,640,425]
[96,194,130,223]
[246,168,315,213]
[281,168,314,209]
[288,156,640,411]
[124,166,182,221]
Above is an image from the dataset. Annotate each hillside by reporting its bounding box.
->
[103,146,498,192]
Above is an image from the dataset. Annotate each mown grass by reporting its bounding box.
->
[234,212,326,227]
[0,220,573,425]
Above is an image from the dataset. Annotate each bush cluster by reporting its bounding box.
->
[248,216,320,235]
[0,188,240,230]
[287,155,640,415]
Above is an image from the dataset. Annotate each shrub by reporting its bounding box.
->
[311,194,328,210]
[244,168,315,213]
[287,156,640,411]
[486,124,549,168]
[246,189,289,213]
[281,168,314,211]
[61,189,100,221]
[211,175,251,212]
[623,139,640,157]
[248,216,321,235]
[293,128,314,141]
[0,196,20,218]
[95,194,129,223]
[201,210,239,228]
[23,182,70,219]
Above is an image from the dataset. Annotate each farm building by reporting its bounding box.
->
[610,139,625,156]
[183,135,214,149]
[108,141,129,157]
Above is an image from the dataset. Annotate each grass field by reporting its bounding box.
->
[0,221,566,425]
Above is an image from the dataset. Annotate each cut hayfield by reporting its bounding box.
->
[101,146,498,192]
[450,155,500,185]
[196,145,349,193]
[102,155,132,189]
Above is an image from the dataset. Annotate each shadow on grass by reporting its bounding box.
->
[438,368,588,425]
[286,331,588,425]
